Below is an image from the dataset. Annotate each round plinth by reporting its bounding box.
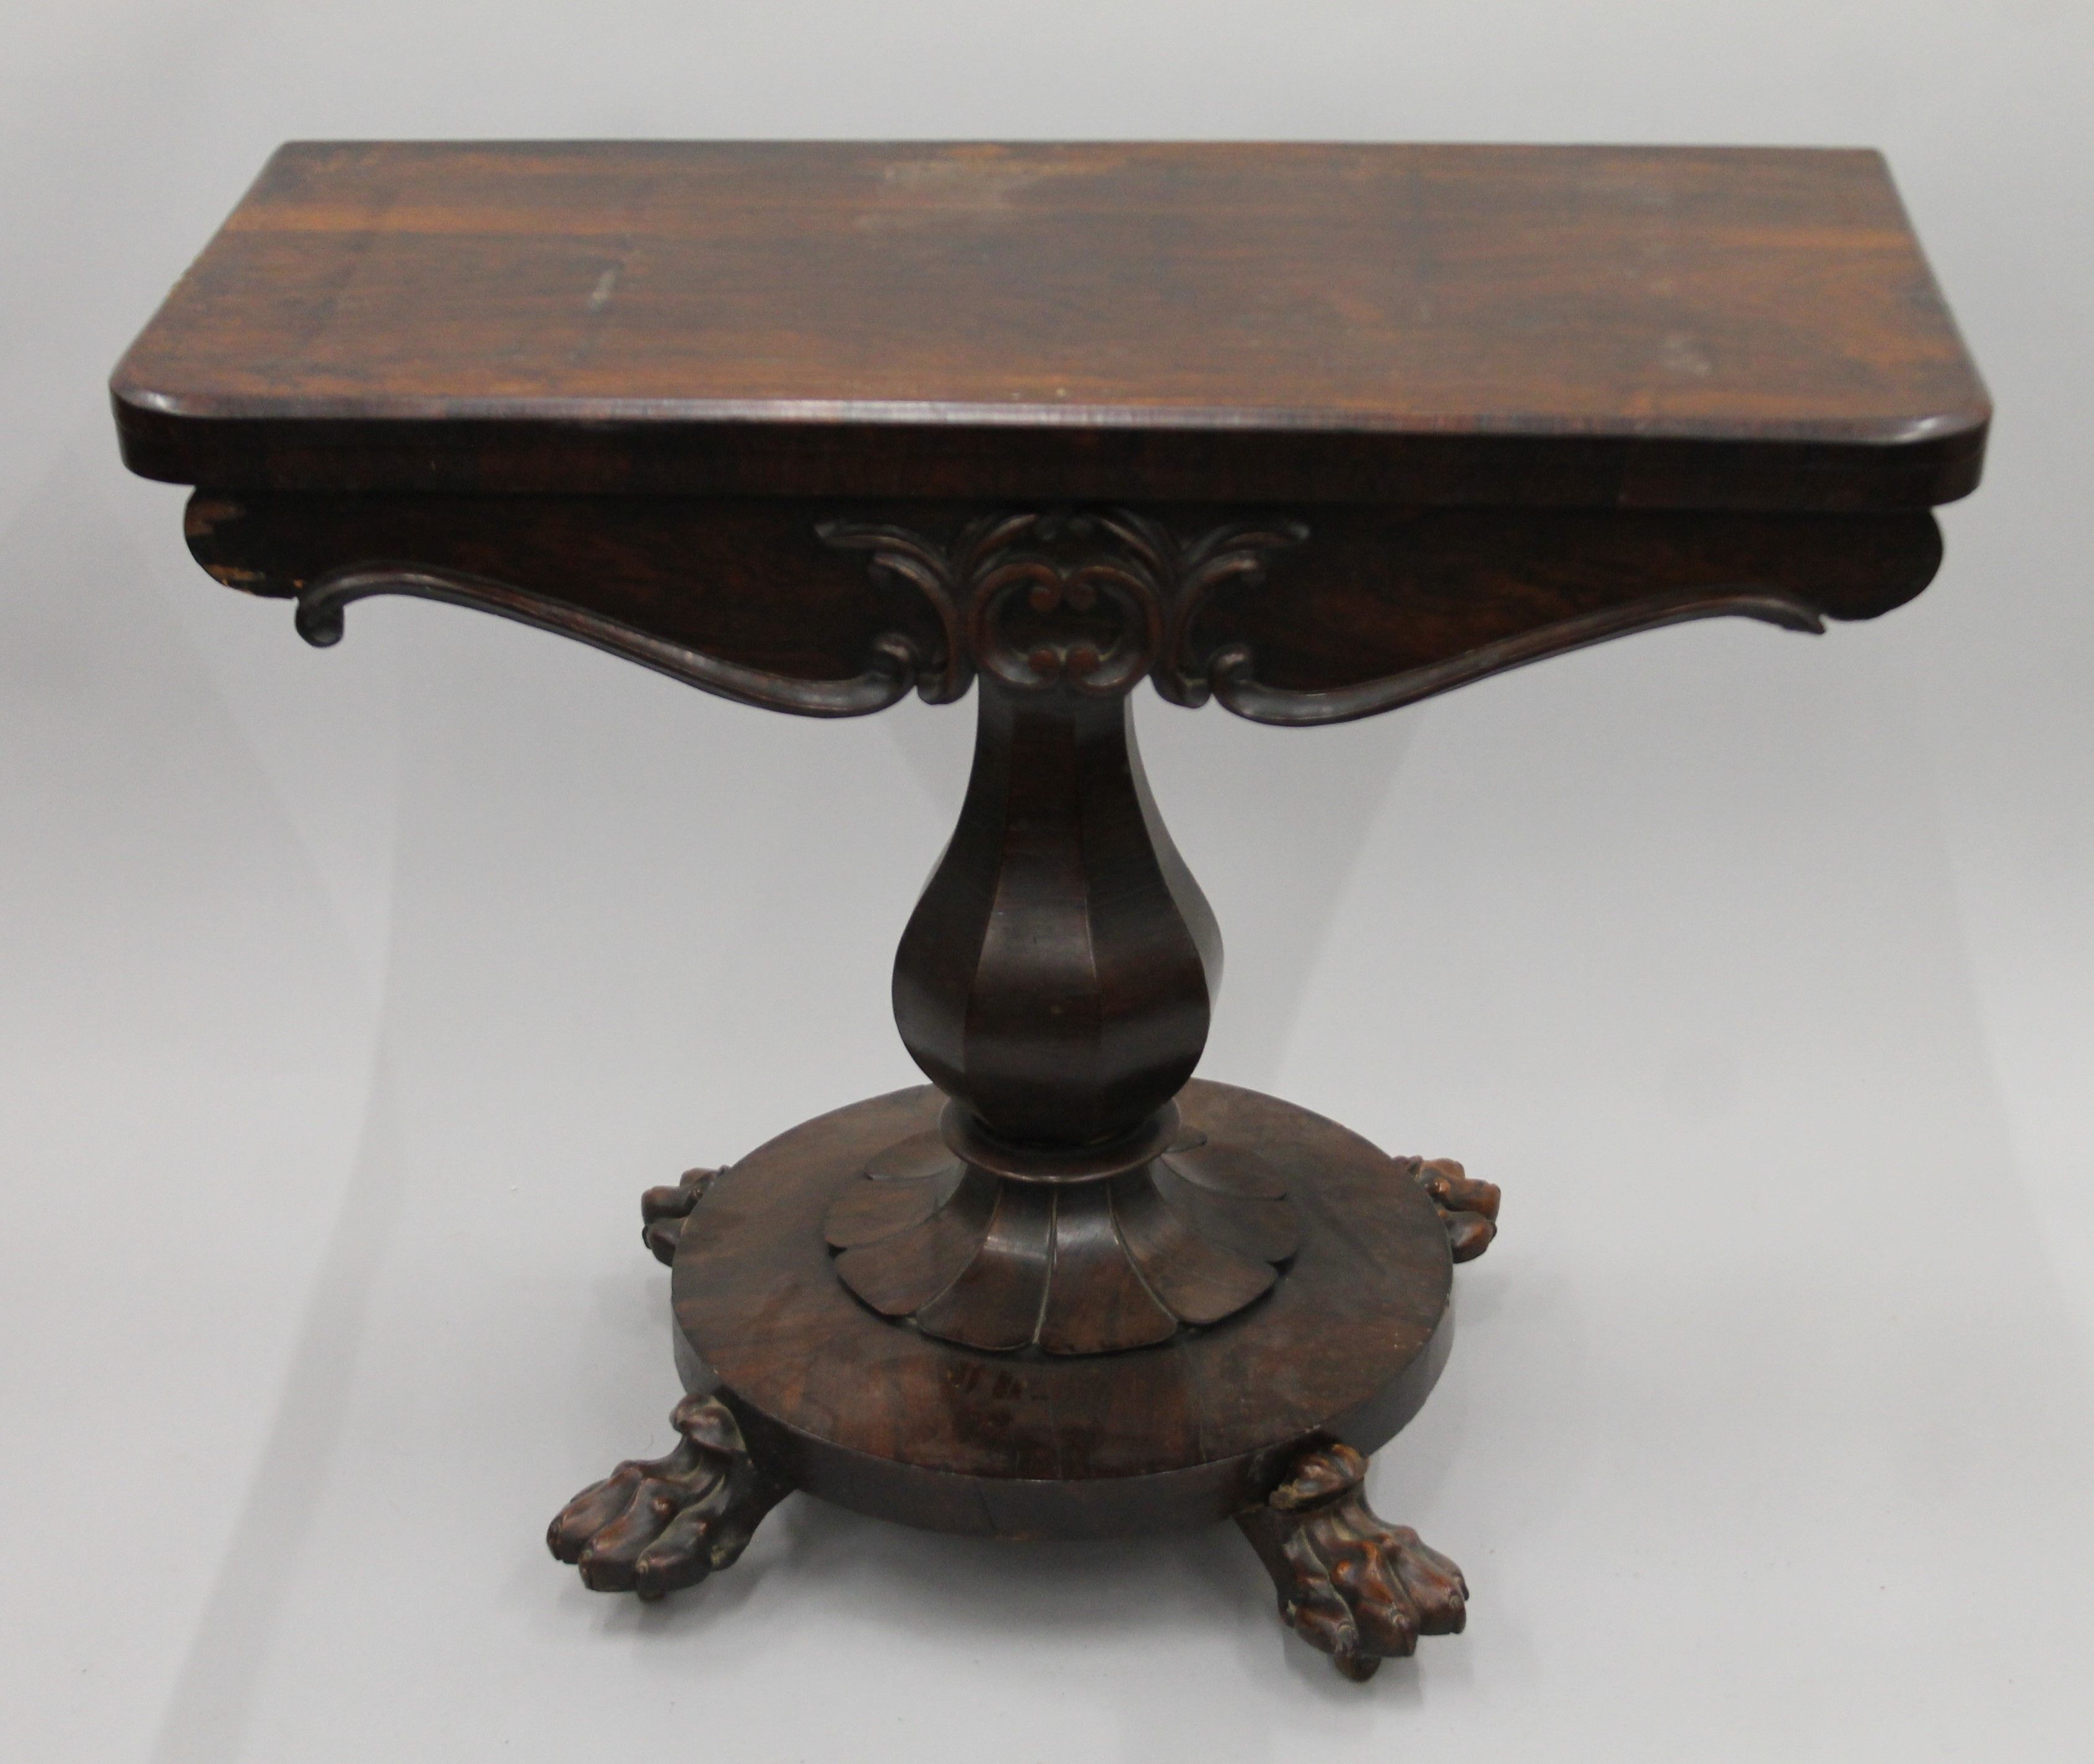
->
[672,1079,1454,1541]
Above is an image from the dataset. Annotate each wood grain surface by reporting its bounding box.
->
[113,141,1988,508]
[672,1081,1457,1540]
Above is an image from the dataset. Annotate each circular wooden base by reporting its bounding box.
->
[672,1080,1454,1542]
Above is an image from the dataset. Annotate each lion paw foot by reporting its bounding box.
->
[1237,1441,1468,1681]
[547,1395,791,1599]
[641,1167,719,1265]
[1408,1156,1499,1262]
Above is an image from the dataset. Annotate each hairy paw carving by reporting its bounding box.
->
[1408,1156,1499,1262]
[1236,1441,1468,1680]
[547,1395,791,1599]
[641,1167,719,1266]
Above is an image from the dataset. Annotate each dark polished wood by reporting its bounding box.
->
[182,491,1943,724]
[892,674,1219,1147]
[114,139,1988,1682]
[671,1081,1458,1540]
[823,1126,1299,1354]
[115,142,1986,510]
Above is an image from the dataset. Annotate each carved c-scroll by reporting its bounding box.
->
[1206,587,1826,726]
[294,563,923,719]
[817,509,1308,701]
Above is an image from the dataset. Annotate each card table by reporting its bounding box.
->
[113,141,1987,1680]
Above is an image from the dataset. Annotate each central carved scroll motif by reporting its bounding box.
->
[817,509,1308,704]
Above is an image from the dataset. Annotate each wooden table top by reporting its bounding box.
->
[112,141,1987,510]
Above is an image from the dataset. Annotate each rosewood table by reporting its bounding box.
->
[112,141,1988,1682]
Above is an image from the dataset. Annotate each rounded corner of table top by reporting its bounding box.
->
[108,367,211,486]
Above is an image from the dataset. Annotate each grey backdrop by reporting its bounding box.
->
[5,3,2090,1759]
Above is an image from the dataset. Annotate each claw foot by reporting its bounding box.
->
[1236,1441,1468,1681]
[1407,1156,1499,1262]
[641,1167,719,1265]
[547,1394,791,1599]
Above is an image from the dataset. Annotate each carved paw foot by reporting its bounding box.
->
[1407,1156,1500,1262]
[547,1395,791,1599]
[1236,1442,1468,1681]
[641,1167,719,1265]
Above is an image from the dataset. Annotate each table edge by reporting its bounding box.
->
[108,380,1991,511]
